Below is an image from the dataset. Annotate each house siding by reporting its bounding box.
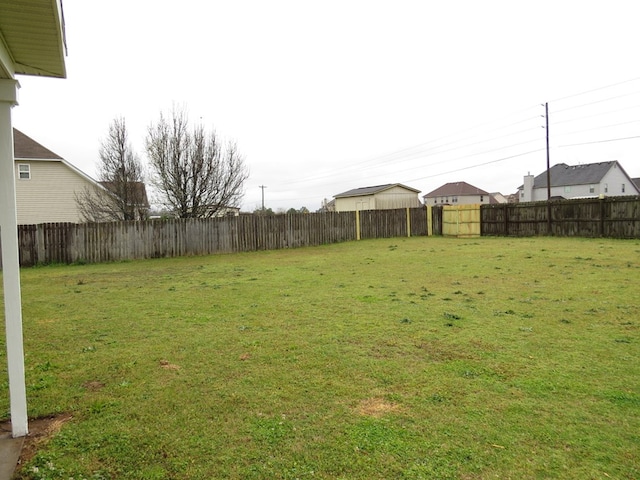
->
[424,194,488,206]
[14,160,95,224]
[601,166,640,196]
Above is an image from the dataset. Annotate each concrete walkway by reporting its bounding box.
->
[0,433,23,480]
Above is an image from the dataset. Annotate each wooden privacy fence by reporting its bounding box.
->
[5,197,638,267]
[3,207,431,267]
[481,196,640,237]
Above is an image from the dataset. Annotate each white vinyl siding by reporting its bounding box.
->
[14,160,96,224]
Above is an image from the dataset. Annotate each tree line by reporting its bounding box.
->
[76,106,249,222]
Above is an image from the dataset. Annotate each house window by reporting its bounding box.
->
[480,195,484,202]
[452,196,458,203]
[622,183,625,193]
[604,183,608,193]
[564,186,571,193]
[18,164,30,180]
[589,185,595,193]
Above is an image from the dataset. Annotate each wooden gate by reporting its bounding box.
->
[442,205,481,237]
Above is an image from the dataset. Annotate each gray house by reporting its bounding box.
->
[519,161,639,202]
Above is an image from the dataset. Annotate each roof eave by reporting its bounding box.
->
[0,0,67,80]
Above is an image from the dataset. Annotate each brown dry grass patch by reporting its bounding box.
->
[355,398,402,417]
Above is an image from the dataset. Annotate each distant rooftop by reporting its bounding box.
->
[524,161,623,189]
[424,181,489,197]
[334,183,420,198]
[13,128,63,160]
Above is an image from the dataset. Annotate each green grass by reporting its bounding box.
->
[1,236,639,479]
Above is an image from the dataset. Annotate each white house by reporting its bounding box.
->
[423,181,491,206]
[333,183,421,212]
[518,161,640,202]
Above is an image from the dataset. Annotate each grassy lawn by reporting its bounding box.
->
[1,236,639,479]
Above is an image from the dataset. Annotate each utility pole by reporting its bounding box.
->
[545,102,552,234]
[259,185,267,212]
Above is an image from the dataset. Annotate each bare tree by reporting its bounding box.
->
[76,117,149,222]
[145,107,249,218]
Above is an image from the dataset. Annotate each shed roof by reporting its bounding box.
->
[0,0,67,78]
[334,183,420,198]
[424,181,489,198]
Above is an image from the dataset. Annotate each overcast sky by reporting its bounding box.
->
[12,0,640,211]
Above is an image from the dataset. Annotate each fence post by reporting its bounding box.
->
[406,208,411,237]
[36,224,45,265]
[426,206,432,236]
[355,210,361,240]
[503,204,509,236]
[599,195,605,237]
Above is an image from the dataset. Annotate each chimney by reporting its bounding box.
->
[522,174,534,202]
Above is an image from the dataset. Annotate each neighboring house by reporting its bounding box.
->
[518,161,640,202]
[318,198,336,213]
[333,184,421,212]
[99,180,150,220]
[505,192,520,203]
[212,206,240,217]
[489,192,508,204]
[423,181,491,206]
[633,178,640,190]
[13,129,102,225]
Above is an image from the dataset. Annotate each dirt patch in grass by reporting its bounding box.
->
[160,359,181,370]
[82,380,105,391]
[1,413,73,472]
[356,398,402,417]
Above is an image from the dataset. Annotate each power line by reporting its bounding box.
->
[550,76,640,103]
[558,135,640,148]
[401,148,546,184]
[551,90,640,115]
[551,103,640,126]
[283,115,542,187]
[552,119,640,138]
[267,76,640,207]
